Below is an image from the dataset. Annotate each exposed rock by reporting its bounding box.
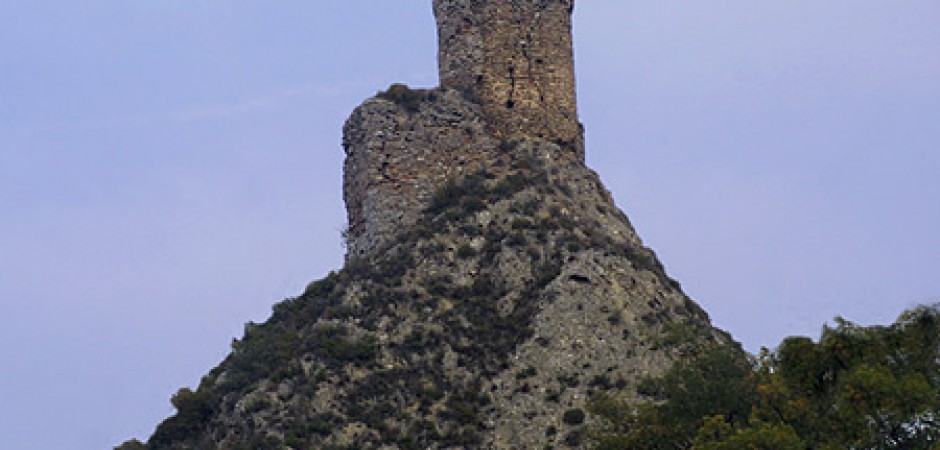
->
[136,139,728,449]
[343,86,498,258]
[125,2,739,449]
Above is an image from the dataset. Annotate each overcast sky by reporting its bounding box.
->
[1,2,938,449]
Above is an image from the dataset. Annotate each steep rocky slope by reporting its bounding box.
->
[124,87,731,450]
[121,1,741,448]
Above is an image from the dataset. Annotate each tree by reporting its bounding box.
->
[591,305,940,450]
[590,344,755,449]
[753,307,940,449]
[691,416,803,450]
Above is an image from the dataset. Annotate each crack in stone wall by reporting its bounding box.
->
[342,88,500,259]
[435,0,582,157]
[344,0,585,258]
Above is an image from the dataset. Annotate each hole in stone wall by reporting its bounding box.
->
[569,274,591,284]
[507,66,517,109]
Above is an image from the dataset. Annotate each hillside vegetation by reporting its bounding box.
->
[591,305,940,450]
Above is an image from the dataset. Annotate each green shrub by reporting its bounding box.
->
[426,179,465,214]
[498,139,517,154]
[460,195,486,214]
[565,240,582,252]
[244,396,270,414]
[492,173,529,197]
[114,439,147,450]
[534,263,561,288]
[563,408,586,425]
[511,217,534,229]
[456,243,476,259]
[545,390,561,403]
[148,388,216,447]
[307,325,378,367]
[557,373,580,388]
[516,366,538,380]
[564,429,584,446]
[377,83,428,113]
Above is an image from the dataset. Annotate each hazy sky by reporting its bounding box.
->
[2,2,938,449]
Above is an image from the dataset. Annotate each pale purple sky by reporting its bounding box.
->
[1,2,938,449]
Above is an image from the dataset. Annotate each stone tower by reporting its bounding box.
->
[342,0,585,258]
[134,3,735,449]
[433,0,582,158]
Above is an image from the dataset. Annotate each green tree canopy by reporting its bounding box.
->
[591,305,940,450]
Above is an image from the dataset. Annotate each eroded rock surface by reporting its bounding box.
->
[138,136,727,449]
[126,2,738,449]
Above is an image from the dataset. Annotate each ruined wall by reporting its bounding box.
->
[434,0,582,157]
[344,1,584,258]
[342,88,500,258]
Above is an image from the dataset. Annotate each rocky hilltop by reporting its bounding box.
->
[122,1,736,449]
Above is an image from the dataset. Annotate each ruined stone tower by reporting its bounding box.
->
[434,0,582,155]
[133,3,735,448]
[343,0,584,258]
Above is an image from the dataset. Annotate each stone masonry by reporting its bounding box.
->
[434,0,581,153]
[343,88,500,258]
[344,0,584,258]
[134,3,736,448]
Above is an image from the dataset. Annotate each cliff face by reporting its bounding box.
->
[140,132,724,450]
[125,2,735,449]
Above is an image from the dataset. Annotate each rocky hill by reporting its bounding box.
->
[120,1,738,449]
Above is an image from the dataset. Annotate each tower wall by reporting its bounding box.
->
[343,1,585,259]
[434,0,582,158]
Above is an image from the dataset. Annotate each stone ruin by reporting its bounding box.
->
[343,0,583,258]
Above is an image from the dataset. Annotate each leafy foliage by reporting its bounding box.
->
[147,388,216,447]
[564,408,587,425]
[750,306,940,449]
[307,324,378,367]
[114,439,147,450]
[691,416,803,450]
[591,343,755,449]
[377,83,435,113]
[591,305,940,450]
